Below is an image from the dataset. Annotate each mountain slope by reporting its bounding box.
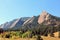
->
[23,16,39,26]
[0,17,30,30]
[0,11,60,30]
[38,11,60,26]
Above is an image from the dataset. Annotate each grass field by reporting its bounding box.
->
[0,36,60,40]
[41,36,60,40]
[0,32,60,40]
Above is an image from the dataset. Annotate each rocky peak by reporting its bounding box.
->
[23,16,36,25]
[38,11,60,26]
[38,11,50,24]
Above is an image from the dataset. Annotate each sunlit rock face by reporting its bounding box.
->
[38,11,60,26]
[38,11,50,24]
[0,17,30,30]
[23,16,36,25]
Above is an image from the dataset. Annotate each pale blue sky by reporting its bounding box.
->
[0,0,60,24]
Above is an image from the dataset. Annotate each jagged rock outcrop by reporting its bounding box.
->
[23,16,34,25]
[38,11,60,26]
[0,17,30,30]
[38,11,50,24]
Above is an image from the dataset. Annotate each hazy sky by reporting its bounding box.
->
[0,0,60,24]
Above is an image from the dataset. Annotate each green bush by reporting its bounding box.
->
[22,31,32,38]
[0,31,23,38]
[0,31,33,38]
[10,31,23,38]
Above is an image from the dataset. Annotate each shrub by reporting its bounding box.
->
[58,31,60,38]
[32,35,37,38]
[5,34,11,38]
[22,31,32,38]
[36,35,43,40]
[0,28,4,34]
[50,33,54,37]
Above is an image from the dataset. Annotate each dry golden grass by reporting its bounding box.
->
[53,32,59,37]
[0,36,60,40]
[0,32,60,40]
[41,32,60,40]
[0,38,36,40]
[41,36,60,40]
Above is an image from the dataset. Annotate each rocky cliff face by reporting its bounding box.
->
[0,17,30,30]
[38,11,50,24]
[23,16,38,26]
[38,11,60,26]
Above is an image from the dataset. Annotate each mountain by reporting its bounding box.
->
[0,19,18,30]
[38,11,60,26]
[0,17,30,30]
[0,11,60,30]
[21,16,39,31]
[23,16,39,26]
